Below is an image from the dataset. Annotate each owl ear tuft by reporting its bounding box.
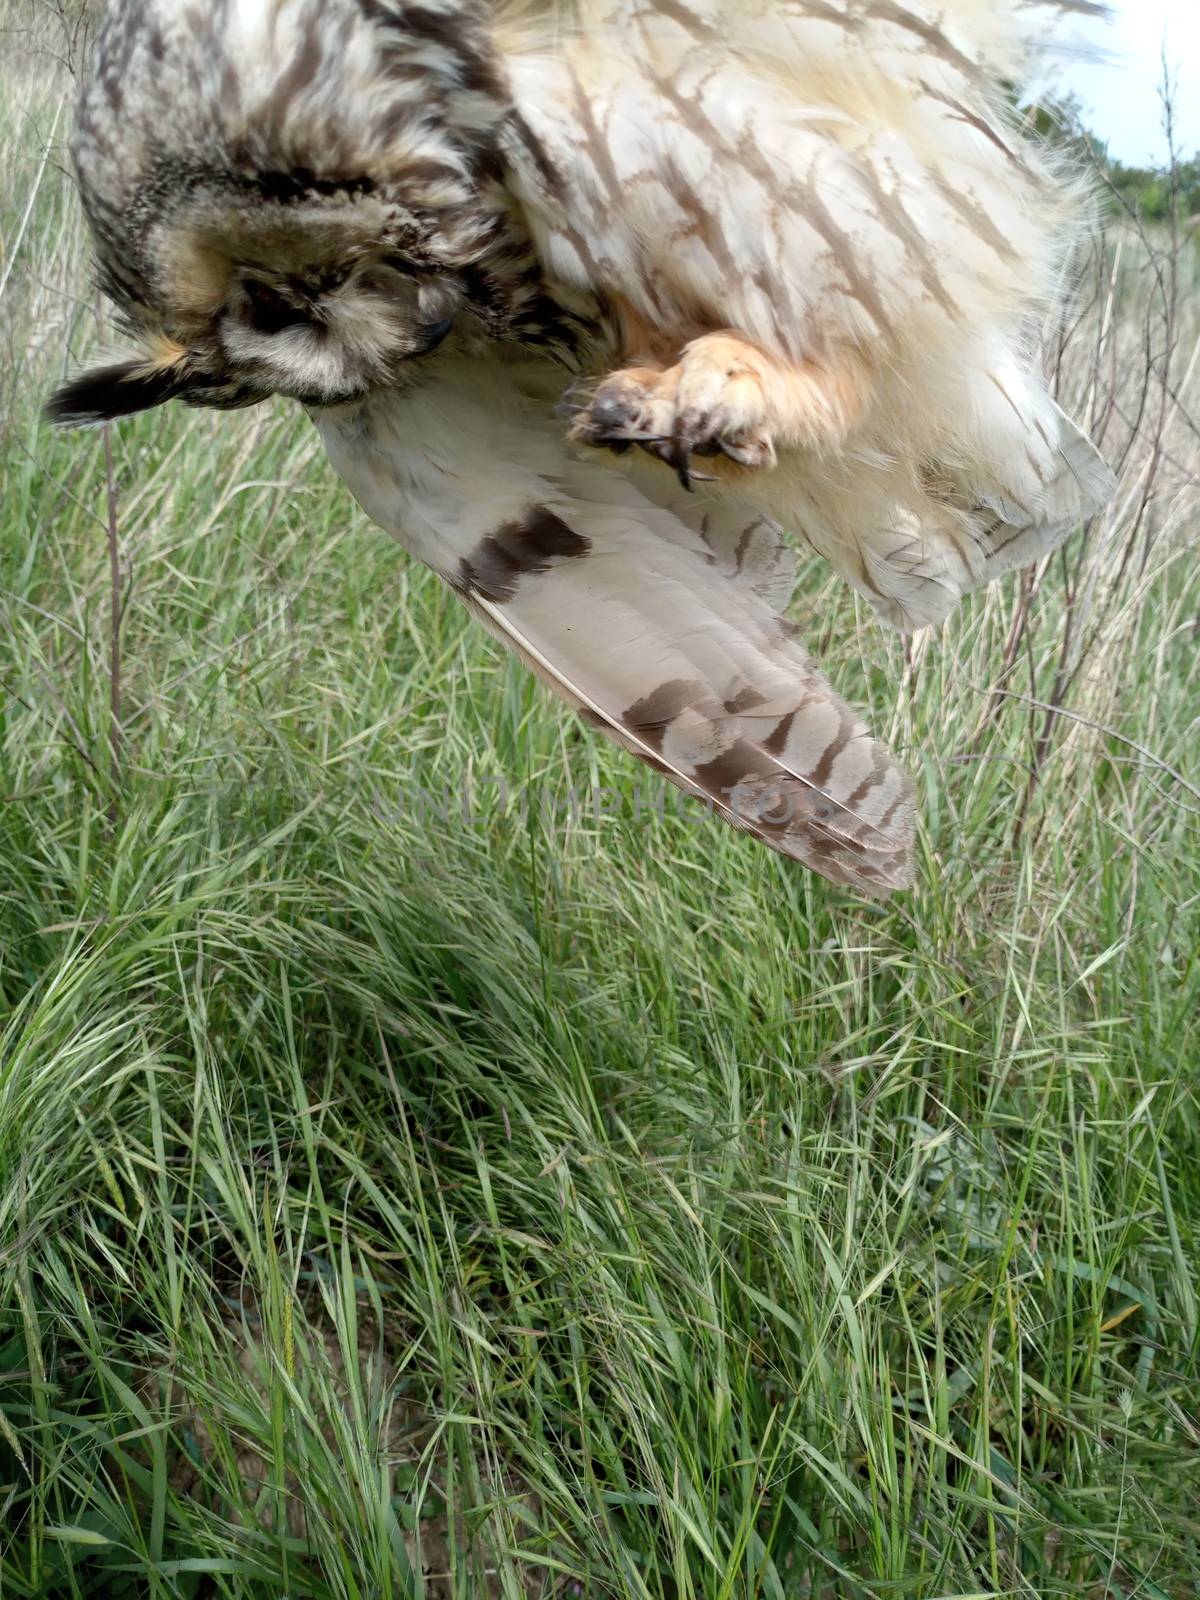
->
[45,357,194,428]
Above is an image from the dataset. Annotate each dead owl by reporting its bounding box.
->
[48,0,1115,894]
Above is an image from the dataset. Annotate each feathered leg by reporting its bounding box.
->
[570,331,872,488]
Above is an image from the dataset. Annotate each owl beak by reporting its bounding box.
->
[414,315,455,356]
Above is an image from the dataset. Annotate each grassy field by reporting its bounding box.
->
[3,19,1200,1600]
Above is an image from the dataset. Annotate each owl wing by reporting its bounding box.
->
[966,401,1118,591]
[315,353,914,894]
[790,396,1117,633]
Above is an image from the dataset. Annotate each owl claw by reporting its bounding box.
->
[630,436,716,489]
[664,438,694,490]
[567,345,777,479]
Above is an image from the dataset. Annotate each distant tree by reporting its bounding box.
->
[1020,88,1199,224]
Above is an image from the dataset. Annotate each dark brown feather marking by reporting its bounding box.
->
[581,705,674,775]
[642,58,896,341]
[805,704,856,789]
[724,686,768,715]
[261,26,325,128]
[864,1,979,79]
[855,163,959,320]
[930,171,1020,264]
[508,111,567,201]
[691,744,837,832]
[732,518,768,574]
[622,679,704,752]
[458,505,590,603]
[763,709,796,757]
[921,84,1023,169]
[691,743,772,812]
[648,0,719,39]
[843,746,897,808]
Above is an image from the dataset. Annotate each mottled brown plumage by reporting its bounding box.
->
[49,0,1116,893]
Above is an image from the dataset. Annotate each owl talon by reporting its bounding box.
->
[665,440,694,490]
[635,435,700,489]
[570,347,778,478]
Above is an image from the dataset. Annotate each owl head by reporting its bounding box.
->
[48,0,510,426]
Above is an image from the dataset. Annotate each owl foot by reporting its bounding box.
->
[570,336,778,491]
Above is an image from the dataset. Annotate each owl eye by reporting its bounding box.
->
[241,279,309,336]
[381,254,421,279]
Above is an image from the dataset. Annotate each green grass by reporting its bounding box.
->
[3,32,1200,1600]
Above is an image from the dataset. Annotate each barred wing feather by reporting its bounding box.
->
[316,365,914,894]
[455,506,915,894]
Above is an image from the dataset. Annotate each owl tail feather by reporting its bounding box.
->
[785,397,1115,634]
[970,402,1117,591]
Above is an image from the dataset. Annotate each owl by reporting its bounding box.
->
[49,0,1115,894]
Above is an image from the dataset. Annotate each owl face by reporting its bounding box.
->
[48,0,512,427]
[48,184,471,425]
[205,204,465,407]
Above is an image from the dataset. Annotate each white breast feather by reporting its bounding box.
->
[499,0,1114,631]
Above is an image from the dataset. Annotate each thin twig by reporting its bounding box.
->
[0,672,102,778]
[978,686,1200,808]
[102,421,122,825]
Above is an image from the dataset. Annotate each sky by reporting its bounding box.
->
[1052,0,1199,166]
